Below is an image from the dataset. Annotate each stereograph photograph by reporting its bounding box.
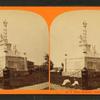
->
[0,10,49,90]
[50,10,100,90]
[0,7,100,95]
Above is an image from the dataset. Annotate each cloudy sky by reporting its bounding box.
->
[0,10,48,65]
[51,10,100,70]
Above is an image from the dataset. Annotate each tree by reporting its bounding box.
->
[43,54,54,70]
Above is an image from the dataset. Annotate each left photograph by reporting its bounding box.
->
[0,10,49,90]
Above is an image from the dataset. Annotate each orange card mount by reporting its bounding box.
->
[0,6,99,94]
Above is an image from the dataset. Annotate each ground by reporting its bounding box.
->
[0,82,48,90]
[15,82,48,90]
[50,83,82,90]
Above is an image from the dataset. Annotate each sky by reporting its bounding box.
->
[0,10,48,65]
[51,10,100,70]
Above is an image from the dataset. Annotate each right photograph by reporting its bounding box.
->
[50,10,100,90]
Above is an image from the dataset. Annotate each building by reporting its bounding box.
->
[62,21,100,77]
[0,19,28,76]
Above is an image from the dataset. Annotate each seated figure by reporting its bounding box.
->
[62,79,71,87]
[71,79,79,88]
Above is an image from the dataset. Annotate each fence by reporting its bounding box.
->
[51,67,100,90]
[3,67,48,89]
[81,67,100,89]
[50,71,82,87]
